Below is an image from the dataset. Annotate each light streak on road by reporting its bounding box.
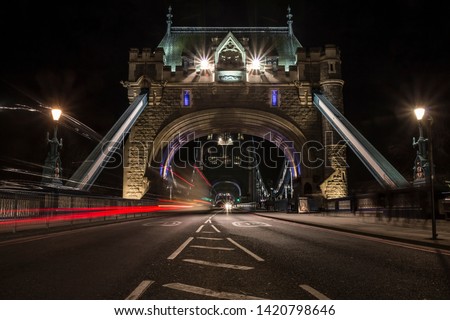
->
[171,170,195,187]
[0,204,189,228]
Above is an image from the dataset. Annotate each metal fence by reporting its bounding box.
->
[322,187,448,220]
[0,189,157,234]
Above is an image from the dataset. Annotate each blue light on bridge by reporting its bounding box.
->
[271,89,279,107]
[183,90,191,107]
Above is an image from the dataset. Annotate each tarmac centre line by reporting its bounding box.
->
[196,237,224,241]
[163,282,266,300]
[167,237,194,260]
[183,259,254,270]
[190,245,235,251]
[227,238,265,261]
[125,280,155,300]
[299,284,330,300]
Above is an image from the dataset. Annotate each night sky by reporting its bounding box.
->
[1,0,449,192]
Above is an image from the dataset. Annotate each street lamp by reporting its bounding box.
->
[51,108,62,122]
[42,107,63,186]
[413,107,437,239]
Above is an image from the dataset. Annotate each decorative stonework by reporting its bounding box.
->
[122,10,347,200]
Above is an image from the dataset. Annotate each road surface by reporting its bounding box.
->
[0,209,449,299]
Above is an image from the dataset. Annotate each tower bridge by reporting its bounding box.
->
[120,6,349,201]
[68,6,409,205]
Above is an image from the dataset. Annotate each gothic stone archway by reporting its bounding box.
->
[121,14,347,200]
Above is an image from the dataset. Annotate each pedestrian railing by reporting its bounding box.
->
[0,189,157,234]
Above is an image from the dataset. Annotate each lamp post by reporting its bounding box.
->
[413,107,437,239]
[42,107,63,186]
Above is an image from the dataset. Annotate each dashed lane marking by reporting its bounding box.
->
[196,237,224,241]
[167,237,194,260]
[195,225,204,233]
[182,259,254,270]
[125,280,154,300]
[190,245,235,251]
[211,225,221,233]
[163,282,266,300]
[299,284,330,300]
[227,238,265,261]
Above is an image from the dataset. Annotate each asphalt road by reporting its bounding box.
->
[0,209,449,299]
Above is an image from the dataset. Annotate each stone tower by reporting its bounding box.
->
[121,7,347,200]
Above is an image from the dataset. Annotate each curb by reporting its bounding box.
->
[253,213,450,251]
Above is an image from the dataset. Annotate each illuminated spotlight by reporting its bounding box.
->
[224,202,232,210]
[218,133,233,145]
[51,108,62,121]
[251,58,261,70]
[200,59,209,70]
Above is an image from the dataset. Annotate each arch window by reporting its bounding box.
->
[182,90,191,107]
[271,89,280,107]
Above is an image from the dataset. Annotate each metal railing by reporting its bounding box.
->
[322,187,444,220]
[0,189,157,234]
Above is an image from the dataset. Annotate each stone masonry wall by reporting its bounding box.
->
[123,83,323,199]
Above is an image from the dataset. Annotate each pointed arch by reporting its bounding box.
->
[215,32,246,71]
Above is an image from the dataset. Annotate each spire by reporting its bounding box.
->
[166,6,173,35]
[286,5,293,36]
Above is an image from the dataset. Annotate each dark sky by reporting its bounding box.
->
[1,0,449,190]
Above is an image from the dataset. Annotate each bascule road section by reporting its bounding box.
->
[0,209,449,300]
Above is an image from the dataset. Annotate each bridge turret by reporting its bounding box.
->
[319,44,347,199]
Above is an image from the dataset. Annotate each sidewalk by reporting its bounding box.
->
[254,211,450,250]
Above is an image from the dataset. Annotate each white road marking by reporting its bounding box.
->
[142,221,182,227]
[299,284,330,300]
[211,225,221,233]
[182,259,254,270]
[195,225,204,233]
[125,280,154,300]
[190,245,235,251]
[196,237,224,241]
[162,221,182,226]
[163,282,266,300]
[167,237,194,260]
[232,221,271,227]
[227,238,265,261]
[205,219,212,224]
[201,231,215,233]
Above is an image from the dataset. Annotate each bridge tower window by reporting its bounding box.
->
[329,61,336,73]
[271,89,280,107]
[182,90,191,107]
